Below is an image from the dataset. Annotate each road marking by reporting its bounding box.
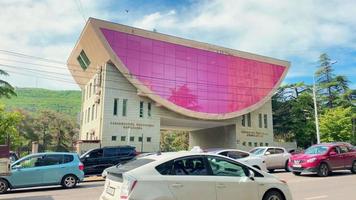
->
[304,195,328,200]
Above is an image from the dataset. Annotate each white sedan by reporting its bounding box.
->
[205,148,267,172]
[100,152,292,200]
[250,147,291,172]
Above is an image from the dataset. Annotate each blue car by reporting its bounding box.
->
[0,152,84,194]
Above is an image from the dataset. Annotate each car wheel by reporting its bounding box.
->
[292,171,301,176]
[351,161,356,174]
[0,179,9,194]
[268,169,275,173]
[61,175,78,189]
[263,190,284,200]
[285,161,291,172]
[317,163,329,177]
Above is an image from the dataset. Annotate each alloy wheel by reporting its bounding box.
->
[320,164,329,176]
[352,162,356,172]
[267,194,281,200]
[0,181,7,193]
[64,176,76,188]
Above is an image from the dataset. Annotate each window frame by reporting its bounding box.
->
[122,99,128,117]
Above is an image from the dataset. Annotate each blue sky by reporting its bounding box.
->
[0,0,355,90]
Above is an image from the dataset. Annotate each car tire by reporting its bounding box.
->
[268,169,275,173]
[351,161,356,174]
[263,190,285,200]
[285,160,291,172]
[61,175,78,189]
[0,179,9,194]
[317,163,329,177]
[292,171,301,176]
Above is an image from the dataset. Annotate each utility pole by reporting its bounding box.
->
[313,75,320,144]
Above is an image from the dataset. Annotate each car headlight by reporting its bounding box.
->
[306,158,317,163]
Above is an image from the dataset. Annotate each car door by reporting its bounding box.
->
[328,146,344,170]
[264,148,276,168]
[83,149,103,175]
[160,156,216,200]
[41,154,64,184]
[274,148,287,168]
[10,155,45,187]
[206,156,259,200]
[339,145,353,169]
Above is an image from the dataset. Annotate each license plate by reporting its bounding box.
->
[106,186,115,196]
[293,164,301,168]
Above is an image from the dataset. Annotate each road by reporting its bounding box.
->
[0,171,355,200]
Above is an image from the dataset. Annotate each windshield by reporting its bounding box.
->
[304,146,329,155]
[250,148,265,155]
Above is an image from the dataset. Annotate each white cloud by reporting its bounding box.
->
[132,0,356,80]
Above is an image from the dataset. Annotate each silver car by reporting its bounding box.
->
[250,147,291,172]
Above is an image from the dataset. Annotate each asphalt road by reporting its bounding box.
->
[0,171,355,200]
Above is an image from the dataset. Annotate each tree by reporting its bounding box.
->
[315,53,350,108]
[0,69,16,98]
[272,83,316,148]
[0,104,25,151]
[319,107,352,142]
[160,131,189,152]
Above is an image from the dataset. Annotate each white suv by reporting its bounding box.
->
[205,148,267,172]
[250,147,291,172]
[100,152,292,200]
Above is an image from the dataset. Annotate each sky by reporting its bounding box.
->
[0,0,355,90]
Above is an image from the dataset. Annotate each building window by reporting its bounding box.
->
[258,114,262,128]
[77,50,90,70]
[242,141,246,146]
[112,136,117,141]
[87,107,90,123]
[89,82,92,97]
[86,132,89,140]
[130,136,135,142]
[121,136,126,141]
[264,114,268,128]
[254,142,258,147]
[148,102,151,117]
[93,78,96,94]
[260,142,263,146]
[122,99,127,117]
[247,113,251,127]
[242,115,246,127]
[248,142,252,147]
[113,98,119,116]
[139,101,144,118]
[92,104,95,121]
[95,104,98,119]
[138,137,143,142]
[265,143,269,146]
[146,137,151,142]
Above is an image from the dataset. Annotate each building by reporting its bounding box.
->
[67,18,291,153]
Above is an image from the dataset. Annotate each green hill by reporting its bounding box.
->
[0,88,81,118]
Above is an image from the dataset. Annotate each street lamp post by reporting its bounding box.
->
[313,60,337,144]
[313,75,320,144]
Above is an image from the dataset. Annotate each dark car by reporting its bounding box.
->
[80,146,137,176]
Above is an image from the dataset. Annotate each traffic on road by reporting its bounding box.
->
[0,142,356,200]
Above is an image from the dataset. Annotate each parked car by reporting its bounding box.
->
[0,152,84,194]
[289,142,356,177]
[250,147,291,172]
[80,146,137,176]
[205,148,267,171]
[100,152,292,200]
[9,152,18,163]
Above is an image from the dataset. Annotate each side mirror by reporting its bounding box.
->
[329,151,337,156]
[248,170,255,181]
[265,152,271,155]
[12,165,22,170]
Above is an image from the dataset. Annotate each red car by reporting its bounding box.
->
[289,142,356,177]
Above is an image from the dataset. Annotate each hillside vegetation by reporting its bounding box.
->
[0,88,81,118]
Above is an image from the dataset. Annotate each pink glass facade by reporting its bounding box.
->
[101,28,286,115]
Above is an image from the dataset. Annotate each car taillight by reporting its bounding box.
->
[120,175,137,199]
[79,163,84,171]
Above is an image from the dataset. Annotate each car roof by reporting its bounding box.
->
[29,152,78,156]
[204,148,249,154]
[141,151,224,163]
